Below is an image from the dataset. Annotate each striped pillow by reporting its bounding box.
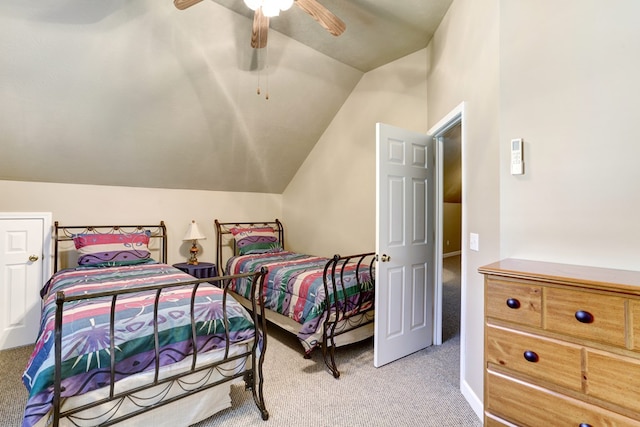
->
[73,231,152,267]
[230,227,282,255]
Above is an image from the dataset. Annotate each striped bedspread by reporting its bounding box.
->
[226,252,374,353]
[21,263,255,427]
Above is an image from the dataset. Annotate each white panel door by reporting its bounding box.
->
[0,217,47,349]
[375,123,434,367]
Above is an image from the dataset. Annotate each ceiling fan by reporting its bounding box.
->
[173,0,346,49]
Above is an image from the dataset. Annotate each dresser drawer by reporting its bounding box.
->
[485,413,518,427]
[486,324,582,391]
[486,369,639,427]
[486,279,542,327]
[587,349,640,414]
[544,287,627,348]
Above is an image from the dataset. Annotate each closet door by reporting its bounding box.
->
[0,213,51,349]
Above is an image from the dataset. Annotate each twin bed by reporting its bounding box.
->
[215,220,376,378]
[22,222,268,427]
[21,219,375,426]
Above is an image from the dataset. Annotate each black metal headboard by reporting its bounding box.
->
[53,221,168,273]
[214,219,284,275]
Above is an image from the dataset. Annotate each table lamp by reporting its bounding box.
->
[183,220,206,265]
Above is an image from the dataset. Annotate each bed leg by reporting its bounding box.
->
[321,335,341,379]
[325,349,340,379]
[243,371,269,420]
[243,370,270,420]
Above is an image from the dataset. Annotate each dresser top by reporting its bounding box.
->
[479,258,640,293]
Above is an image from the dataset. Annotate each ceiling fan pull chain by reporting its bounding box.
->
[256,13,262,96]
[265,39,270,100]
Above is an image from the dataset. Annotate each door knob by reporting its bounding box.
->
[29,255,39,262]
[380,254,391,262]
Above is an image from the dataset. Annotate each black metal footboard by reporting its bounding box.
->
[321,252,376,378]
[51,270,269,426]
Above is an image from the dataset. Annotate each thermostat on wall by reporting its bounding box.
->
[510,138,524,175]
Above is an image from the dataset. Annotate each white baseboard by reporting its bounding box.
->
[460,379,483,422]
[443,250,461,258]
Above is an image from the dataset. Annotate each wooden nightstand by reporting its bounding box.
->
[172,262,218,279]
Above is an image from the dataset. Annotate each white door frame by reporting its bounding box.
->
[428,102,466,389]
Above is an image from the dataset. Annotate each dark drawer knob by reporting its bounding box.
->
[506,298,521,309]
[579,424,593,427]
[575,310,594,324]
[523,350,539,363]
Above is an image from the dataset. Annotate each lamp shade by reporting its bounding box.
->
[183,220,206,241]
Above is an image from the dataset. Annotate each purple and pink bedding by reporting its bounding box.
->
[21,263,255,427]
[226,252,374,354]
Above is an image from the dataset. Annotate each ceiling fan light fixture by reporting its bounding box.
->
[243,0,261,11]
[278,0,294,11]
[243,0,292,16]
[262,2,281,17]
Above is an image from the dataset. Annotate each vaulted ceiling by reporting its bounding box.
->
[0,0,452,193]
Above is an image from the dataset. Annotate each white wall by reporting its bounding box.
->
[426,0,500,416]
[500,0,640,271]
[282,49,429,256]
[427,0,640,417]
[0,180,281,265]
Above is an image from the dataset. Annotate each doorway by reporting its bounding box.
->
[429,102,465,348]
[374,104,467,389]
[439,125,462,343]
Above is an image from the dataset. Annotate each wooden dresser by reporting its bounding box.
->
[479,258,640,427]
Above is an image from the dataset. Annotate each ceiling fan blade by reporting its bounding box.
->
[173,0,204,10]
[294,0,346,37]
[251,8,269,49]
